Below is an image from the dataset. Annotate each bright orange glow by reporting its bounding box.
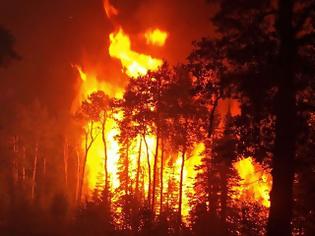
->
[71,65,123,112]
[176,143,204,218]
[109,28,164,78]
[144,28,168,46]
[73,0,273,222]
[234,157,272,207]
[73,66,123,196]
[103,0,118,18]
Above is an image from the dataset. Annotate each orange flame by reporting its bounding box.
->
[73,66,124,197]
[109,28,164,78]
[73,0,199,221]
[103,0,118,19]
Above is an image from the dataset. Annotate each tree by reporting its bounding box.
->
[121,64,172,211]
[15,100,56,202]
[164,66,206,222]
[0,26,19,67]
[84,91,112,204]
[191,0,315,234]
[75,97,100,203]
[122,75,154,207]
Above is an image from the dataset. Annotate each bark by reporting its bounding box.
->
[125,142,130,195]
[143,135,151,207]
[31,141,39,201]
[220,167,228,223]
[12,136,18,184]
[160,138,164,214]
[135,137,142,198]
[43,157,46,177]
[78,122,97,203]
[207,99,219,215]
[63,137,69,186]
[207,140,217,216]
[101,119,109,203]
[22,146,26,183]
[178,149,186,221]
[152,135,159,212]
[75,148,81,203]
[267,1,296,235]
[208,96,220,138]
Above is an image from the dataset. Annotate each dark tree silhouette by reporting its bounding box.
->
[191,0,315,234]
[0,26,19,67]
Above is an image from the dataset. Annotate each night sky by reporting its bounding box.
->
[0,0,215,115]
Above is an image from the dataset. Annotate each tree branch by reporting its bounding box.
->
[297,32,315,46]
[294,2,315,34]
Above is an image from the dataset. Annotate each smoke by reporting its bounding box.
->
[0,0,216,114]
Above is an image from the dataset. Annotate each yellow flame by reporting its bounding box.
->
[73,66,124,196]
[181,144,204,218]
[144,28,168,47]
[74,2,199,220]
[71,65,123,112]
[234,157,272,207]
[109,28,163,78]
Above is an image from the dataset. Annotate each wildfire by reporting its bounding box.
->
[234,157,272,207]
[72,0,271,223]
[74,5,169,200]
[73,66,123,196]
[144,28,168,47]
[109,28,164,78]
[177,143,204,217]
[71,65,123,112]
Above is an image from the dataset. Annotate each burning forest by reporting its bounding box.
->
[0,0,314,235]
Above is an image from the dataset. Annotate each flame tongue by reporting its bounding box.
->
[109,28,164,78]
[103,0,118,19]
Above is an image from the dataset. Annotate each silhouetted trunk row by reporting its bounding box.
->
[267,1,297,235]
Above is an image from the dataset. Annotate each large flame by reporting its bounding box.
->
[73,66,123,195]
[74,12,169,200]
[109,28,164,78]
[72,0,271,222]
[234,157,272,207]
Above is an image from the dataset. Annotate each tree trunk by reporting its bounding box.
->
[31,141,39,201]
[152,135,159,212]
[160,138,164,214]
[178,149,186,222]
[63,137,69,186]
[78,134,88,203]
[220,166,228,224]
[143,135,151,207]
[135,137,142,198]
[207,140,217,216]
[78,122,96,203]
[12,135,18,184]
[207,97,219,215]
[101,120,109,203]
[75,148,81,203]
[43,157,46,177]
[267,1,296,235]
[125,142,130,195]
[22,146,26,183]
